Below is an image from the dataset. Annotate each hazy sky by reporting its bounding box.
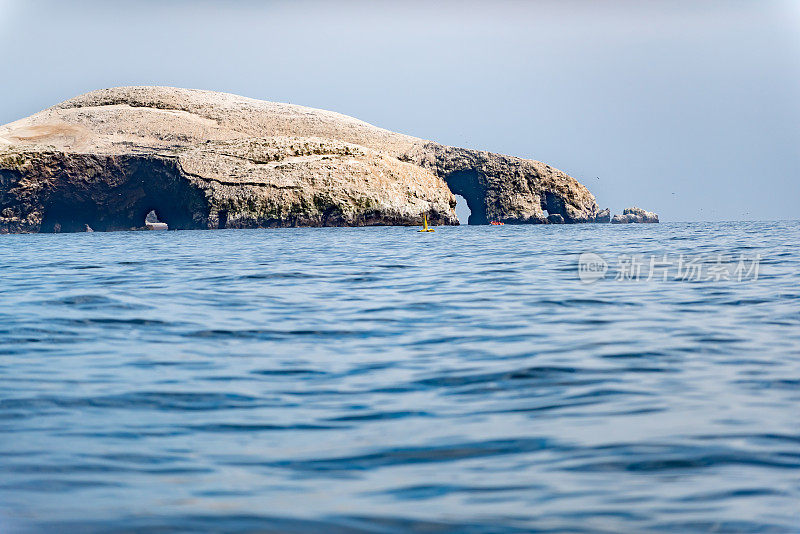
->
[1,0,798,221]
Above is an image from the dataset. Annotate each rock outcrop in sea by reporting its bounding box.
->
[611,207,659,224]
[0,87,649,233]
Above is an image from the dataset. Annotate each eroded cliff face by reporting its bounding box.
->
[0,86,605,233]
[0,152,208,233]
[405,144,601,224]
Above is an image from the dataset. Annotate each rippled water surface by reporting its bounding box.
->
[1,222,799,533]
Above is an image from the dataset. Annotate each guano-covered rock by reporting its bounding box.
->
[0,86,610,233]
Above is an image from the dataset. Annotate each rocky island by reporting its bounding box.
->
[0,87,656,233]
[611,207,659,224]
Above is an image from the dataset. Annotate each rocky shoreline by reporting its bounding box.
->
[0,87,657,233]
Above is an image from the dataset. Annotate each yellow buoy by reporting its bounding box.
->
[418,213,435,232]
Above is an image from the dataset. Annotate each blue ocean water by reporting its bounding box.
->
[1,222,799,533]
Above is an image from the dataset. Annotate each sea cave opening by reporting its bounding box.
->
[541,192,565,217]
[38,156,210,232]
[542,191,569,223]
[443,169,488,225]
[40,197,104,233]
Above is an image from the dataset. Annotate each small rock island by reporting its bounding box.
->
[611,207,659,224]
[0,87,657,233]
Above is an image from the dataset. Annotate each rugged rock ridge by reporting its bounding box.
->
[0,86,613,233]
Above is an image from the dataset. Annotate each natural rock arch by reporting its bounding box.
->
[442,169,488,225]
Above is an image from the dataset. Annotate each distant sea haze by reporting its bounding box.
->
[1,221,799,533]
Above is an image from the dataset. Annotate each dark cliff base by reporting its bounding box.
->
[0,150,614,234]
[0,152,458,234]
[0,149,652,233]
